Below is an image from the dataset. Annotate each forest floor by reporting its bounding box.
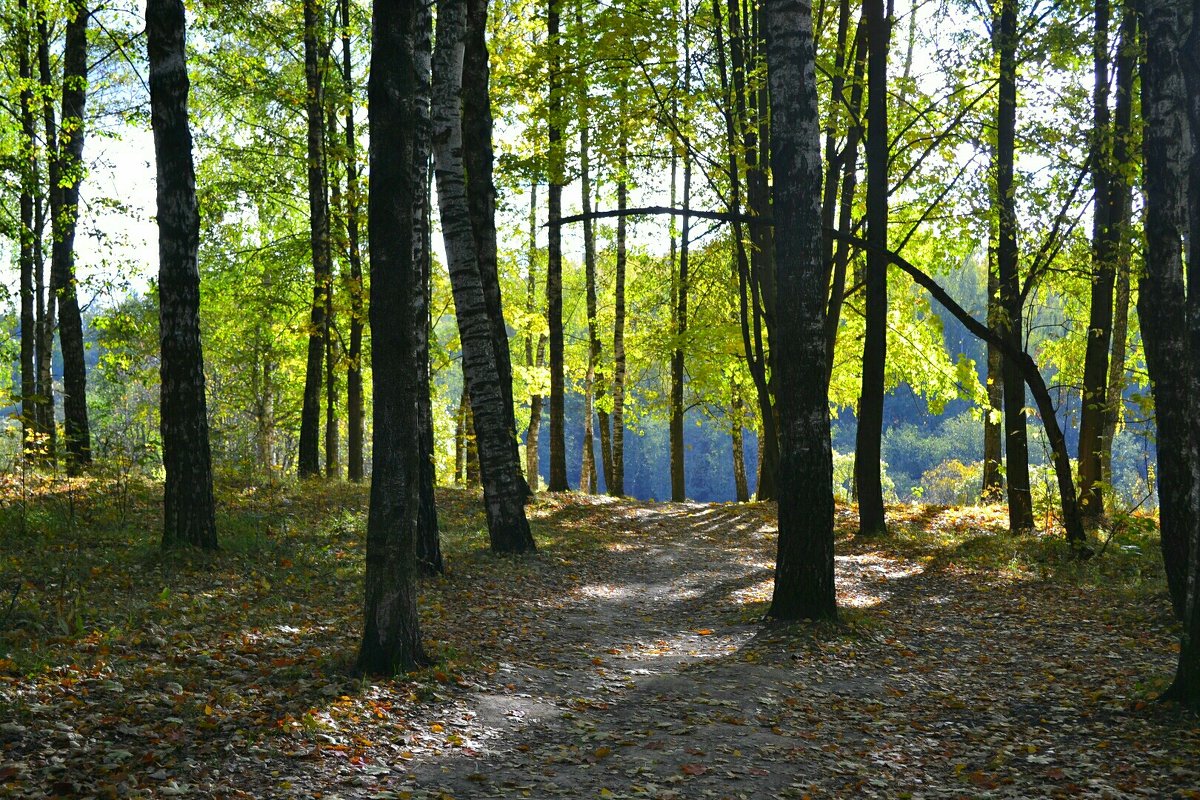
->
[0,474,1197,799]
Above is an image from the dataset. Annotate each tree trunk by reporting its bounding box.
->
[546,0,569,492]
[1140,0,1200,705]
[525,183,544,491]
[433,0,535,552]
[732,383,750,502]
[670,6,693,504]
[610,95,628,497]
[1102,6,1137,491]
[464,0,530,498]
[764,0,837,622]
[729,0,779,501]
[325,272,340,478]
[36,13,57,458]
[18,0,36,455]
[996,0,1034,532]
[982,247,1005,502]
[52,0,92,473]
[578,47,600,495]
[465,398,480,485]
[299,0,333,479]
[337,0,366,484]
[824,15,866,372]
[414,0,443,575]
[1077,0,1117,525]
[148,0,217,550]
[455,392,468,484]
[357,0,427,676]
[854,0,889,538]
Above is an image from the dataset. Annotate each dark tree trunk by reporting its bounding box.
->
[764,0,837,622]
[52,0,92,473]
[824,16,866,372]
[854,0,889,538]
[455,392,468,483]
[1077,0,1118,526]
[325,282,340,478]
[299,0,332,479]
[996,0,1034,532]
[433,0,535,552]
[1102,3,1136,492]
[465,398,480,485]
[1141,0,1200,705]
[578,44,600,495]
[727,0,779,501]
[670,17,693,504]
[464,0,530,498]
[610,100,628,496]
[546,0,569,492]
[982,248,1006,502]
[36,13,58,458]
[338,0,366,484]
[148,0,217,550]
[1142,0,1194,621]
[18,0,36,454]
[357,0,427,676]
[414,0,443,576]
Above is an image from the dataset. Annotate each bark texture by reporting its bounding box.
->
[357,0,426,676]
[432,0,535,553]
[546,0,569,492]
[995,0,1034,532]
[52,0,92,472]
[854,0,889,538]
[339,0,366,483]
[148,0,217,550]
[299,0,333,479]
[764,0,837,622]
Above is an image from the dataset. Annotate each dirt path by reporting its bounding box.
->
[383,499,1196,799]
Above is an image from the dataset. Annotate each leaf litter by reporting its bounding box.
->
[0,478,1197,798]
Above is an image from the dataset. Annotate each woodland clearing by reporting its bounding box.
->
[0,477,1195,799]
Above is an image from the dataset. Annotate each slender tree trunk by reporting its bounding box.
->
[765,0,837,621]
[732,383,750,502]
[825,16,866,371]
[300,0,333,479]
[52,0,92,473]
[578,43,600,494]
[729,0,779,500]
[36,13,58,458]
[982,246,1006,501]
[325,275,340,478]
[854,0,889,537]
[546,0,569,491]
[525,183,544,491]
[456,392,468,483]
[670,4,693,503]
[18,0,36,454]
[464,0,530,498]
[433,0,535,552]
[465,400,480,485]
[414,0,442,575]
[1078,0,1117,525]
[148,0,217,550]
[357,0,427,676]
[611,121,628,497]
[996,0,1034,532]
[338,0,366,483]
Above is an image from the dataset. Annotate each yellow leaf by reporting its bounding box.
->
[430,723,444,733]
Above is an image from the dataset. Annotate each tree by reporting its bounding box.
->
[357,0,427,676]
[147,0,218,550]
[298,0,334,480]
[432,0,535,552]
[50,0,92,472]
[994,0,1034,532]
[764,0,836,621]
[854,0,889,537]
[546,0,569,492]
